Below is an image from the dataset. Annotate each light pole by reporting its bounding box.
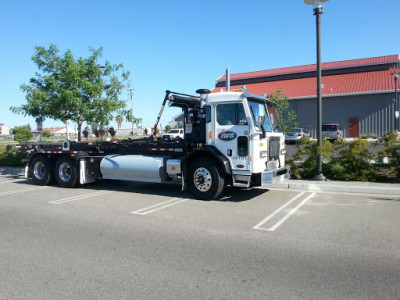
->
[393,71,399,132]
[305,0,328,181]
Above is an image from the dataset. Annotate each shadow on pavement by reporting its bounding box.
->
[13,178,269,202]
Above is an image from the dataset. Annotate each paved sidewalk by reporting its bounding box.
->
[1,166,400,196]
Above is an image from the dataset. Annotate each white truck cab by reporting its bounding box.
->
[200,91,288,189]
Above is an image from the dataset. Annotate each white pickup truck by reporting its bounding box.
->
[162,128,184,139]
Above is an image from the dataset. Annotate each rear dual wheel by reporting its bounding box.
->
[30,156,54,185]
[55,157,79,188]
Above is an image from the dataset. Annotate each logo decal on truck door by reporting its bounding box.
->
[218,131,237,141]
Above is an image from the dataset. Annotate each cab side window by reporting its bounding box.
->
[217,104,247,126]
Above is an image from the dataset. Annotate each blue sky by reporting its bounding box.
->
[1,0,399,130]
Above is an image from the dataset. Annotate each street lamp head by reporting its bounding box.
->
[304,0,328,8]
[393,71,399,80]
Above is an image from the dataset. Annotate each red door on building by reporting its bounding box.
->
[349,117,359,137]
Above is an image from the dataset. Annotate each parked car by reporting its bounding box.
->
[322,123,344,141]
[285,128,310,144]
[162,128,184,139]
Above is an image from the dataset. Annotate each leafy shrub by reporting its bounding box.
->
[323,139,377,181]
[0,144,28,166]
[378,131,400,181]
[92,129,106,139]
[286,137,334,179]
[41,129,52,138]
[82,129,89,139]
[287,138,378,181]
[108,127,116,137]
[13,126,32,142]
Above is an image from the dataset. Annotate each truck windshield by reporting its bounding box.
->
[267,105,282,132]
[248,101,271,132]
[248,100,282,133]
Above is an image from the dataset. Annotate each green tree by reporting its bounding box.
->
[122,109,142,127]
[11,44,130,142]
[115,115,124,129]
[165,125,171,132]
[41,129,52,138]
[13,126,33,142]
[266,89,298,133]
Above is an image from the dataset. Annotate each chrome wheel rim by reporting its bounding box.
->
[58,162,72,182]
[193,167,212,192]
[33,161,45,180]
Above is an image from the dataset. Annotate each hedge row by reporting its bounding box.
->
[286,131,400,182]
[0,144,28,167]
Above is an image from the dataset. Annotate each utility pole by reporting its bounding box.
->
[129,88,134,137]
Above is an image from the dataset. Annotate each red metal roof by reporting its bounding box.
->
[216,54,400,82]
[212,68,400,98]
[31,127,66,133]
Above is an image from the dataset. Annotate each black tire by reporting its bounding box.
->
[189,158,225,200]
[30,156,54,185]
[55,156,79,188]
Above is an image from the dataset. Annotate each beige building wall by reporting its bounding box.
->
[0,124,10,135]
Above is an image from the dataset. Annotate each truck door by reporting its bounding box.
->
[214,103,250,171]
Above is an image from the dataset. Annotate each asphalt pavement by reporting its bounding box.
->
[1,166,399,299]
[1,171,400,300]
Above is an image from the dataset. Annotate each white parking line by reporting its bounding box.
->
[253,192,305,230]
[49,191,112,204]
[0,186,48,197]
[253,192,316,232]
[131,197,190,215]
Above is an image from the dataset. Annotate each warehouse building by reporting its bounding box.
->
[213,54,400,138]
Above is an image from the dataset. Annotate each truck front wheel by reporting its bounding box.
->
[189,158,225,200]
[55,157,79,188]
[30,156,53,185]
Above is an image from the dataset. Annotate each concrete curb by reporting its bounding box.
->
[273,180,400,196]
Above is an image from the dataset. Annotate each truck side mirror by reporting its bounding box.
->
[256,115,265,126]
[239,118,248,126]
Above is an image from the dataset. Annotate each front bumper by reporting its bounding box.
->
[251,167,290,186]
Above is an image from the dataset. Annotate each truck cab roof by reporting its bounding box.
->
[207,91,276,106]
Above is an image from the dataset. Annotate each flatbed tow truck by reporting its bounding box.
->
[24,89,289,200]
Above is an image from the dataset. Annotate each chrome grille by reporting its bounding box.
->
[269,137,280,160]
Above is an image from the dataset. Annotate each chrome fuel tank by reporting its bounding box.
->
[100,155,170,183]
